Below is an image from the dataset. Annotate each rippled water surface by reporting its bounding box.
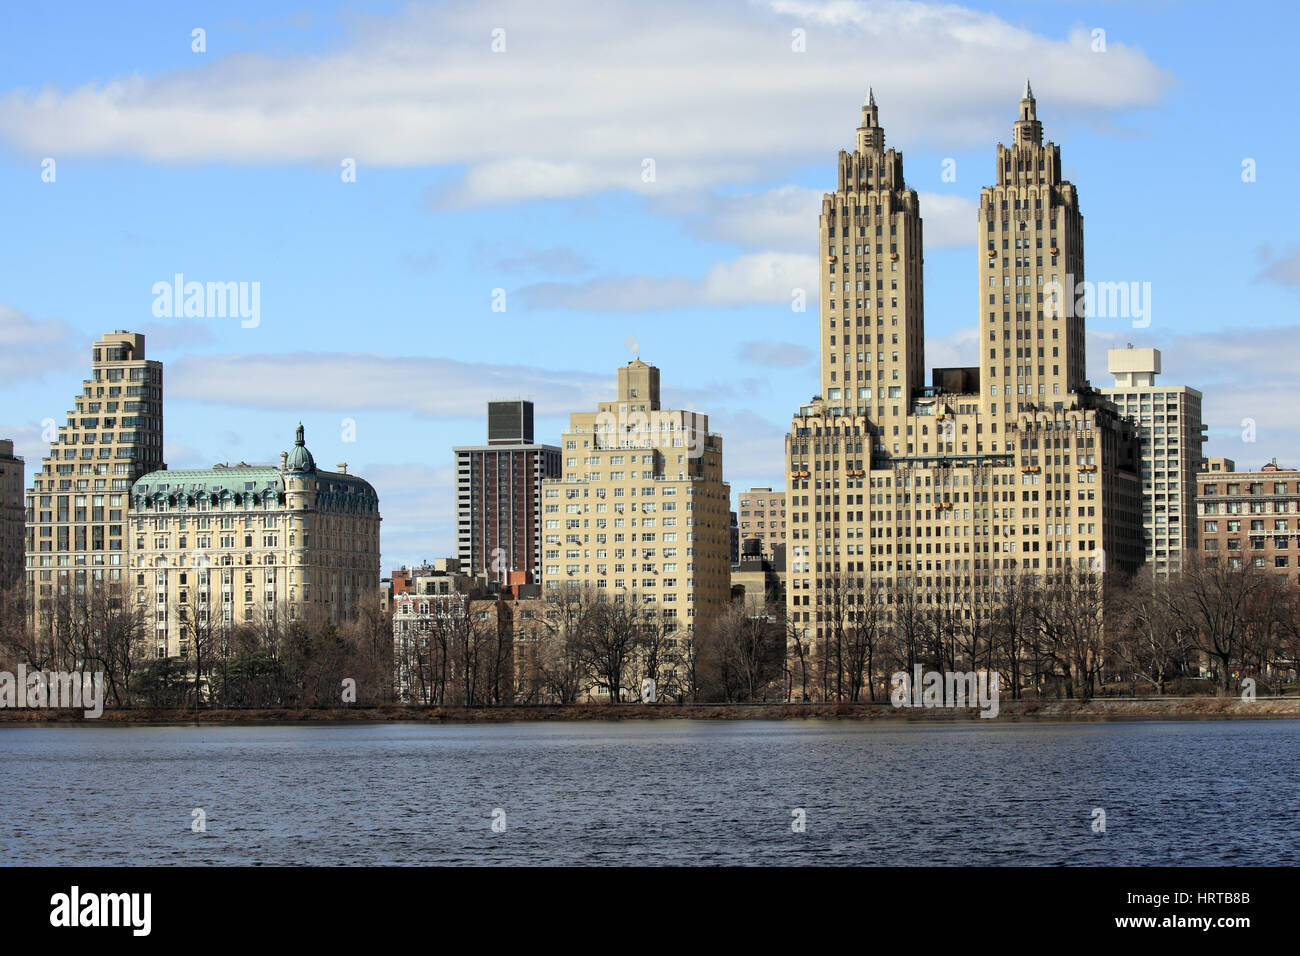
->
[1,720,1295,865]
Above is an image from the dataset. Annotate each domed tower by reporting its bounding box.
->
[283,423,318,513]
[285,422,316,473]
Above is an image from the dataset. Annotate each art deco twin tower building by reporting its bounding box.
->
[785,83,1144,656]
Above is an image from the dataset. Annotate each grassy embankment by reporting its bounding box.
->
[2,696,1298,724]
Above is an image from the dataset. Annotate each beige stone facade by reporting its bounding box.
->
[1101,347,1206,575]
[129,425,380,658]
[25,331,165,629]
[541,360,731,634]
[785,87,1143,690]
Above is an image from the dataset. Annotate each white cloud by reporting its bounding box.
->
[495,245,592,275]
[0,306,82,383]
[917,193,979,248]
[1087,325,1300,469]
[0,0,1169,206]
[137,321,216,351]
[924,325,979,371]
[0,421,49,469]
[519,252,817,311]
[166,351,615,418]
[670,185,976,253]
[362,463,456,569]
[1255,248,1300,290]
[710,408,791,492]
[674,185,822,251]
[738,340,816,368]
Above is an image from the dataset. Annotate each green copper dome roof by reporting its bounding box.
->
[285,422,316,472]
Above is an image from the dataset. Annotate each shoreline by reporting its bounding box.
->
[1,696,1297,726]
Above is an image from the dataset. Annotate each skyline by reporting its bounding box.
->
[2,0,1297,572]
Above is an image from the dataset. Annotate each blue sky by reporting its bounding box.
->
[2,0,1297,570]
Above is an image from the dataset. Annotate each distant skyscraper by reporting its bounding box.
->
[26,331,164,629]
[454,401,560,586]
[0,439,24,594]
[1101,347,1206,575]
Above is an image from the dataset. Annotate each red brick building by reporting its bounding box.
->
[1196,458,1300,585]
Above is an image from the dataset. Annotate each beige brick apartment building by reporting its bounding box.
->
[784,85,1144,693]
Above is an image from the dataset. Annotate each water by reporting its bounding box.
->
[1,720,1295,865]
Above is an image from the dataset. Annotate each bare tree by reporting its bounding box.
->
[701,599,783,702]
[632,610,685,702]
[579,593,643,704]
[1108,568,1194,695]
[1162,555,1277,694]
[990,568,1035,700]
[539,588,594,703]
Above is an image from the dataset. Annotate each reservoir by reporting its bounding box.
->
[1,719,1294,865]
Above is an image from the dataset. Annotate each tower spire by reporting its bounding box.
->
[1015,79,1041,139]
[858,87,883,152]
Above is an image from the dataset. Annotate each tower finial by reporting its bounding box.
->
[867,87,877,108]
[1023,78,1034,100]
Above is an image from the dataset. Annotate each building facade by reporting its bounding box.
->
[737,487,787,559]
[1101,347,1206,575]
[25,331,165,629]
[391,561,547,704]
[0,440,24,594]
[784,87,1143,694]
[1196,459,1300,586]
[732,540,787,616]
[541,360,732,634]
[129,425,380,658]
[454,400,560,587]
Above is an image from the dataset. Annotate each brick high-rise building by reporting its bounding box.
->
[26,331,165,630]
[1196,459,1300,586]
[1101,347,1206,575]
[0,439,24,594]
[454,400,560,587]
[784,86,1143,697]
[737,487,787,558]
[541,360,731,635]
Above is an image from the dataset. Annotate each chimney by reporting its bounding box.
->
[280,451,288,470]
[337,462,348,474]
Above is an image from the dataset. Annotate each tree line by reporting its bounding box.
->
[0,583,392,709]
[4,554,1296,711]
[796,556,1300,702]
[394,588,786,706]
